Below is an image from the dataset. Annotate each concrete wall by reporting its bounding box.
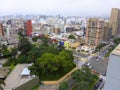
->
[13,77,39,90]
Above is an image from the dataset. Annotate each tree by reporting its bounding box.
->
[37,53,57,74]
[2,45,7,51]
[18,30,25,38]
[76,81,89,90]
[18,37,32,55]
[71,67,99,90]
[10,47,17,58]
[29,49,75,80]
[28,48,41,63]
[59,81,68,90]
[32,37,38,42]
[68,35,76,39]
[40,37,49,46]
[71,69,85,82]
[17,54,28,63]
[1,45,10,57]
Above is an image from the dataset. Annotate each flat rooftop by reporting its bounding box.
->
[111,44,120,56]
[4,64,34,90]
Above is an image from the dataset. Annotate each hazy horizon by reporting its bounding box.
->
[0,0,120,17]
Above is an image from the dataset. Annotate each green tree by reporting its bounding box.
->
[76,81,89,90]
[18,30,25,38]
[32,37,38,42]
[2,45,10,57]
[72,67,99,90]
[68,35,76,39]
[40,37,49,46]
[29,49,75,80]
[17,55,28,63]
[18,37,32,55]
[28,48,41,63]
[37,53,57,74]
[72,67,95,83]
[71,69,85,82]
[2,45,7,51]
[10,47,17,58]
[59,81,68,90]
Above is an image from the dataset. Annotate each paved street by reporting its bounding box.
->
[73,51,88,58]
[84,57,108,74]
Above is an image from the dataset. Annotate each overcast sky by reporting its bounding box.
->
[0,0,120,16]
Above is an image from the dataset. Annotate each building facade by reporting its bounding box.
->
[103,22,112,42]
[0,23,4,36]
[85,18,104,48]
[24,20,32,36]
[109,8,120,36]
[104,44,120,90]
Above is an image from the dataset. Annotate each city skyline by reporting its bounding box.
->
[0,0,120,16]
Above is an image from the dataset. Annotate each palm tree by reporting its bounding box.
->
[0,79,5,90]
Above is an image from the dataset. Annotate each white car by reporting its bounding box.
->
[87,62,91,66]
[89,65,93,69]
[96,58,100,62]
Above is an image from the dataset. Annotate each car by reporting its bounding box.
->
[102,72,106,76]
[96,58,100,62]
[94,78,103,89]
[0,63,2,67]
[87,62,91,66]
[89,65,93,69]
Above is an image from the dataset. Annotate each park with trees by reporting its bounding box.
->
[2,31,76,80]
[71,67,99,90]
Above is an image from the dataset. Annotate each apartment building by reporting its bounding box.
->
[85,18,104,49]
[109,8,120,36]
[0,23,4,36]
[24,20,33,36]
[103,22,112,42]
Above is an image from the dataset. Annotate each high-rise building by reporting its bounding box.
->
[104,44,120,90]
[50,27,60,35]
[0,23,4,36]
[109,8,120,36]
[103,22,112,42]
[24,20,32,36]
[85,18,104,48]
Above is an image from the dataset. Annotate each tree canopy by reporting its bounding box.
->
[71,67,99,90]
[68,34,76,39]
[29,50,75,80]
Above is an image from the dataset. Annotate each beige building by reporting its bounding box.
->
[50,27,60,35]
[0,23,4,36]
[109,8,120,36]
[85,18,104,49]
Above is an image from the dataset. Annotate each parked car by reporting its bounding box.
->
[94,78,103,89]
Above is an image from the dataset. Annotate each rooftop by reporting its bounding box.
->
[0,67,9,79]
[3,64,34,90]
[111,44,120,56]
